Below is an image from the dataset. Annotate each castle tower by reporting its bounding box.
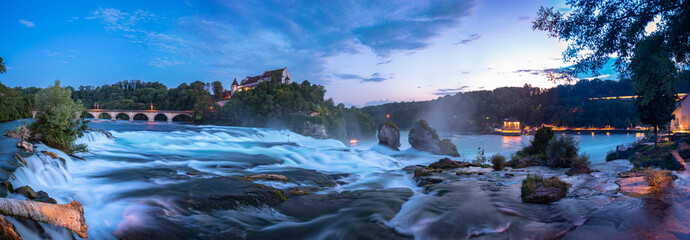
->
[231,78,240,94]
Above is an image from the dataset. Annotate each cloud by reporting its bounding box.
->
[149,57,183,67]
[86,7,155,32]
[44,50,76,58]
[517,16,530,22]
[364,99,393,106]
[85,1,477,81]
[513,68,563,76]
[354,1,476,56]
[455,34,481,45]
[377,59,393,65]
[335,72,391,83]
[434,86,469,95]
[19,20,34,28]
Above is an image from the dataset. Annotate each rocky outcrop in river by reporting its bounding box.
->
[408,120,459,157]
[301,121,328,139]
[378,122,400,150]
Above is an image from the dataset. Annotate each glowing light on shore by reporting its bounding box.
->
[350,139,358,146]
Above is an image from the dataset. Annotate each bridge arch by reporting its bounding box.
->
[132,113,150,121]
[153,113,168,122]
[171,113,193,122]
[114,113,132,121]
[97,112,113,120]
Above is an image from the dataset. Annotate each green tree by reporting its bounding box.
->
[30,81,89,153]
[212,81,224,99]
[630,34,678,147]
[0,83,28,122]
[533,0,689,77]
[0,56,6,74]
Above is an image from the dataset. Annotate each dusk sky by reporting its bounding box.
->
[0,0,618,106]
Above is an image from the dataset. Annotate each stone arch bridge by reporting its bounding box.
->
[30,109,193,123]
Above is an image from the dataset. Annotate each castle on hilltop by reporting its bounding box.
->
[230,67,292,95]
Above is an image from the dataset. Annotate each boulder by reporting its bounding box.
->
[413,167,442,179]
[13,153,27,166]
[17,141,33,152]
[521,176,569,204]
[408,120,460,156]
[522,184,568,204]
[42,151,60,159]
[301,121,328,139]
[378,122,401,150]
[566,164,593,176]
[16,186,37,199]
[428,158,475,169]
[669,150,687,171]
[243,174,290,182]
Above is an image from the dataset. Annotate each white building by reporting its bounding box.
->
[231,67,292,95]
[671,96,690,132]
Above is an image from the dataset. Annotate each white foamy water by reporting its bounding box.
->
[1,121,645,239]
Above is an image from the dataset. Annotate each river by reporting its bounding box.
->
[1,120,688,239]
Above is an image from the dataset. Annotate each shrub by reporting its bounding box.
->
[572,153,591,167]
[473,147,487,165]
[546,136,579,168]
[522,127,555,156]
[29,81,89,153]
[379,121,399,132]
[643,168,674,194]
[521,174,570,203]
[605,150,618,161]
[490,154,506,170]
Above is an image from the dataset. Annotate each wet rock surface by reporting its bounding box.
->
[378,122,401,150]
[566,164,593,176]
[301,121,327,139]
[408,120,459,157]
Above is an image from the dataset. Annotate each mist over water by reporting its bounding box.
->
[0,120,679,239]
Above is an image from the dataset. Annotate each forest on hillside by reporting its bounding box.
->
[4,77,690,135]
[362,79,690,132]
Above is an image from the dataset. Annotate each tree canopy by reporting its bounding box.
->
[533,0,690,76]
[0,57,6,74]
[213,78,376,140]
[29,81,88,153]
[630,33,678,145]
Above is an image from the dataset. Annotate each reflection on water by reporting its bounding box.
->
[501,136,523,150]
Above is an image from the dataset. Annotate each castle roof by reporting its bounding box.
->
[231,78,239,86]
[241,68,287,85]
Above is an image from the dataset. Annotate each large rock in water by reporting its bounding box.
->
[17,140,33,152]
[378,122,400,150]
[301,121,327,139]
[521,176,569,204]
[408,120,460,156]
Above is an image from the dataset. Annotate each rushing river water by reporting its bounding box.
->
[1,120,689,239]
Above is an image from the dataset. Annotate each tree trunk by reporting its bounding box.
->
[654,125,658,148]
[0,199,88,239]
[0,215,21,240]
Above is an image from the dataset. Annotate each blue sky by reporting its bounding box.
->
[0,0,617,106]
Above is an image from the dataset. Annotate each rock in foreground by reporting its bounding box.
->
[521,175,569,204]
[408,120,459,157]
[566,164,593,176]
[378,122,400,150]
